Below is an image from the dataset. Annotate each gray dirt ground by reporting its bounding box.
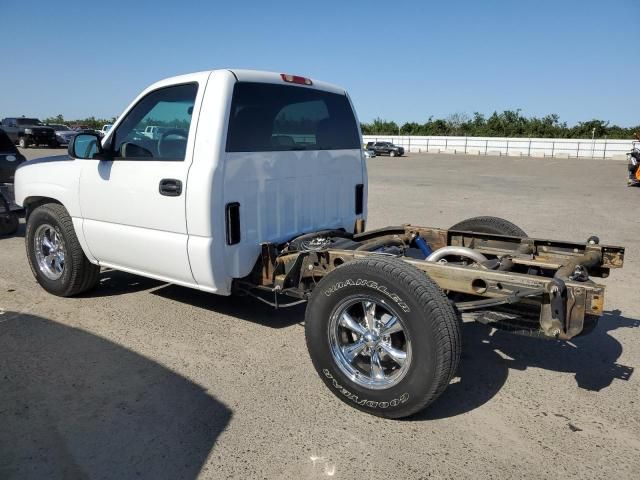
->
[1,149,638,479]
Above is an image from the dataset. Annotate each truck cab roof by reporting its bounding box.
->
[141,69,347,97]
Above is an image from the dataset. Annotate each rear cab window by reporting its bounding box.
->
[226,82,360,152]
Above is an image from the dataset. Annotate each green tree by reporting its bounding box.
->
[360,112,638,139]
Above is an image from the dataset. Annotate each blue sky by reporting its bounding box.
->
[2,0,639,126]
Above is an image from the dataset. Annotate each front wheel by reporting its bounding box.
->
[389,150,396,157]
[26,203,100,297]
[18,137,29,148]
[305,256,461,418]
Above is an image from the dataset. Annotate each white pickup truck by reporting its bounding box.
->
[14,69,625,418]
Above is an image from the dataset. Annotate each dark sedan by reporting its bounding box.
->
[0,128,27,183]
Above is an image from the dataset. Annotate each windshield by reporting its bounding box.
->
[226,82,360,152]
[16,118,42,126]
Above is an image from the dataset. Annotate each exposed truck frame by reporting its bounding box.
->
[241,224,623,341]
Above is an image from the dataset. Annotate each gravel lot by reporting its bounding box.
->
[1,149,638,479]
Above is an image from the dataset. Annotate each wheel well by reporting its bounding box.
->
[23,197,63,220]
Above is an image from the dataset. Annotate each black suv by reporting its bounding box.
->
[366,141,405,157]
[0,117,57,148]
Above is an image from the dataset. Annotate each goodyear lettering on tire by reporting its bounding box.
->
[323,369,409,408]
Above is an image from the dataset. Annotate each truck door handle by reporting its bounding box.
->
[159,179,182,196]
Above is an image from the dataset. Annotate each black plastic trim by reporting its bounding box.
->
[355,184,364,215]
[226,202,241,245]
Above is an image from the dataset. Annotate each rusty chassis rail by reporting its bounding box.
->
[242,225,624,340]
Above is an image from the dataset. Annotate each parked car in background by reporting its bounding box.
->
[100,124,113,137]
[71,125,101,136]
[47,124,77,147]
[0,128,25,235]
[366,141,405,157]
[142,125,169,140]
[0,128,26,182]
[0,117,57,148]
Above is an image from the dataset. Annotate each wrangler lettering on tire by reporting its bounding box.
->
[323,279,411,312]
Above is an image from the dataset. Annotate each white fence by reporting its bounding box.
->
[362,135,635,159]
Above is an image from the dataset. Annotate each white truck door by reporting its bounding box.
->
[79,82,203,286]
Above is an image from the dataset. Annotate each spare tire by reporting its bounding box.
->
[449,216,527,237]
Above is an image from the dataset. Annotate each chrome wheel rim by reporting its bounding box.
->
[34,224,66,280]
[328,296,412,390]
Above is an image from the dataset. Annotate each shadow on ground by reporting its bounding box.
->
[68,269,637,420]
[415,309,637,421]
[0,311,231,480]
[81,270,304,329]
[0,221,25,239]
[81,269,165,298]
[152,284,305,329]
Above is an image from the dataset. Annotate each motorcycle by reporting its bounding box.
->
[628,135,640,187]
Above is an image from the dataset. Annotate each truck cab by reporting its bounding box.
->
[15,69,367,295]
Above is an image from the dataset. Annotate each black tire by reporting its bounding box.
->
[0,213,19,236]
[450,215,527,237]
[389,150,396,157]
[305,256,461,418]
[18,137,29,149]
[26,203,100,297]
[48,140,58,148]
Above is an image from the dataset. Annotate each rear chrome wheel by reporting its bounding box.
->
[329,296,412,390]
[305,256,461,418]
[34,223,66,280]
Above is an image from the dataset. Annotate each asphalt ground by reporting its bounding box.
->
[1,149,638,479]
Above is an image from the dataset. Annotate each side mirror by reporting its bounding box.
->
[68,133,110,160]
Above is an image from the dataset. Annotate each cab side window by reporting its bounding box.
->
[111,83,198,161]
